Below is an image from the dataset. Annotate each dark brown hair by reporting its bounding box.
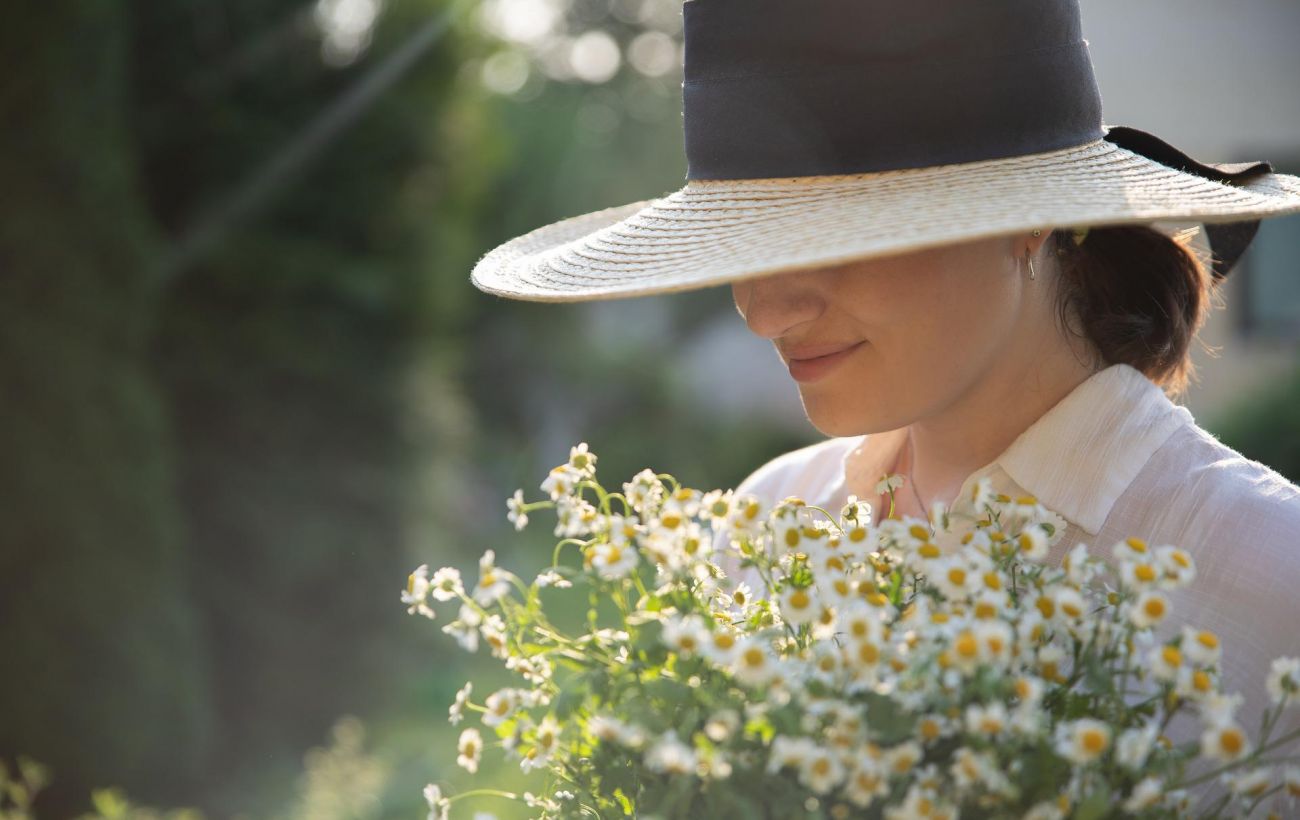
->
[1047,225,1222,401]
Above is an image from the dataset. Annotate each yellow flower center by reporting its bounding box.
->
[947,568,967,586]
[784,529,800,548]
[1197,631,1219,649]
[1080,729,1107,755]
[743,647,765,667]
[955,632,978,658]
[1143,597,1166,619]
[714,633,736,650]
[1220,728,1244,755]
[789,589,811,610]
[909,524,930,540]
[1134,564,1157,583]
[1161,646,1182,667]
[1126,537,1148,554]
[918,543,941,559]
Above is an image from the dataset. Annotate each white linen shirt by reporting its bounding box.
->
[730,362,1300,798]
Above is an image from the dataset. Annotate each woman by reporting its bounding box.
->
[471,0,1300,803]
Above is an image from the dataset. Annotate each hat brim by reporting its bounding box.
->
[471,137,1300,303]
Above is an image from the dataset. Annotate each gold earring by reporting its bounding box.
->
[1024,248,1037,280]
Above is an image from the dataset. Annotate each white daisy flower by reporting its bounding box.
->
[662,614,707,657]
[521,716,561,773]
[730,637,778,686]
[441,604,481,652]
[967,475,995,513]
[876,473,904,496]
[778,583,820,626]
[482,688,521,728]
[797,747,845,794]
[1200,691,1244,726]
[700,627,741,666]
[402,564,435,619]
[1051,585,1087,622]
[1200,720,1251,762]
[1181,626,1222,667]
[1149,643,1184,683]
[567,441,597,476]
[473,549,513,605]
[430,567,463,602]
[590,540,639,580]
[1014,522,1050,561]
[964,701,1010,739]
[1128,589,1171,629]
[1121,776,1164,812]
[480,613,509,658]
[448,681,472,725]
[1154,544,1196,588]
[932,556,979,600]
[540,463,582,501]
[1054,718,1111,765]
[457,727,483,773]
[624,472,665,519]
[841,494,873,525]
[1062,541,1097,586]
[533,569,571,588]
[423,784,450,820]
[1115,722,1159,771]
[1281,765,1300,799]
[1223,767,1273,798]
[1267,656,1300,708]
[645,730,696,775]
[1112,536,1152,563]
[1119,558,1162,590]
[700,489,734,525]
[506,489,529,530]
[843,755,889,808]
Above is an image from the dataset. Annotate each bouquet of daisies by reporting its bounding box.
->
[404,444,1300,819]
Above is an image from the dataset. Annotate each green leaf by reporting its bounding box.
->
[1073,785,1112,820]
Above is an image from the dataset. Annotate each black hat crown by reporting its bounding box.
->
[682,0,1103,180]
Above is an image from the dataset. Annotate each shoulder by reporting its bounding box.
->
[1138,421,1300,577]
[734,436,863,505]
[1153,422,1300,517]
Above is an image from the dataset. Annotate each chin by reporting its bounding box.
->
[799,394,875,438]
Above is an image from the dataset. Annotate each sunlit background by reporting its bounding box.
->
[2,0,1298,817]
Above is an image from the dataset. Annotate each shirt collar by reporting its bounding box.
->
[839,363,1194,536]
[997,363,1194,535]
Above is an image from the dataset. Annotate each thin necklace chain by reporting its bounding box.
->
[904,428,927,515]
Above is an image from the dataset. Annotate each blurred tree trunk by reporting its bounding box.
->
[0,2,213,813]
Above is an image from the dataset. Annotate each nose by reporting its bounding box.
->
[731,271,826,340]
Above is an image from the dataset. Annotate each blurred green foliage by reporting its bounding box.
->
[0,0,805,816]
[1209,361,1300,484]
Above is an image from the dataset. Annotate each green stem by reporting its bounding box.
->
[447,788,521,803]
[553,537,591,568]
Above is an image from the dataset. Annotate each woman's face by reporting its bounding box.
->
[731,235,1048,436]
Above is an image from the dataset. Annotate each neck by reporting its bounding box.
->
[904,345,1101,512]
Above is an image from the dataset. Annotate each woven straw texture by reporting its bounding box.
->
[471,138,1300,302]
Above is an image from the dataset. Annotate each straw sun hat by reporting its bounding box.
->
[470,0,1300,303]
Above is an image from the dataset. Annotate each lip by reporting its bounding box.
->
[784,340,866,383]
